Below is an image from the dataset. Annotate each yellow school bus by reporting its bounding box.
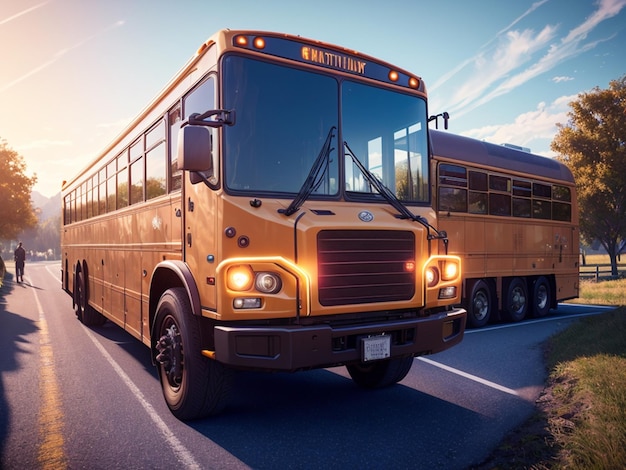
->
[431,130,579,328]
[61,30,466,420]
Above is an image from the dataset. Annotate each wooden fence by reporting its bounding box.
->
[579,263,626,281]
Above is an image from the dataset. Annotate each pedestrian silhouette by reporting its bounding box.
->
[14,242,26,283]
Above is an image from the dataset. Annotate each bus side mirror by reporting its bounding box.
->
[177,125,213,173]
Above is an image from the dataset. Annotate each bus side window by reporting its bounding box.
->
[438,164,467,213]
[168,104,182,191]
[468,170,487,214]
[146,120,166,199]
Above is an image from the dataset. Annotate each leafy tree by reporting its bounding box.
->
[551,75,626,276]
[0,140,38,241]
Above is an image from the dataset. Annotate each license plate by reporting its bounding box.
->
[362,335,391,362]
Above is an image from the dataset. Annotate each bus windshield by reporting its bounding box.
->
[223,55,429,204]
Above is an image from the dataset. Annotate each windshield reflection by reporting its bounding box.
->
[222,56,429,204]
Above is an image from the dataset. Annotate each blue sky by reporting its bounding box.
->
[1,0,625,198]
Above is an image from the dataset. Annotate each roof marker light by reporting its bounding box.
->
[235,35,248,47]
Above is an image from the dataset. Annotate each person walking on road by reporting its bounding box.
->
[14,242,26,283]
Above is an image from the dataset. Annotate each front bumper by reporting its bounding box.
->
[211,308,466,371]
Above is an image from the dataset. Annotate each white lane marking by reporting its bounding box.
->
[43,262,201,469]
[464,305,615,334]
[45,263,61,282]
[81,326,202,470]
[420,305,615,396]
[417,357,520,396]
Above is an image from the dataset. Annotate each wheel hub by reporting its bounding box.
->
[156,324,183,386]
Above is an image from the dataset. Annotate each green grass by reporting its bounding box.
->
[478,277,626,469]
[570,278,626,305]
[544,310,626,469]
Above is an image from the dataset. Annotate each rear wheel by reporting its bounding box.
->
[75,265,106,326]
[505,277,528,322]
[74,270,86,322]
[346,356,414,389]
[532,276,551,318]
[467,280,492,328]
[154,288,231,420]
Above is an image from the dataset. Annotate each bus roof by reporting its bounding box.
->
[430,130,574,184]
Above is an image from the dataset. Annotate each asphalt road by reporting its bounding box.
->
[0,261,614,469]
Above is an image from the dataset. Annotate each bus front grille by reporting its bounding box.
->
[317,230,416,306]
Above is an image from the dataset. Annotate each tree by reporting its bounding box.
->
[0,139,38,241]
[551,75,626,276]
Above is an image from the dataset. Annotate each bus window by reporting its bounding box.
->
[86,178,93,219]
[92,175,99,217]
[168,104,182,192]
[118,167,129,208]
[469,191,487,214]
[130,158,144,205]
[107,159,116,212]
[117,150,129,209]
[513,197,531,217]
[146,143,166,199]
[439,187,467,212]
[146,120,165,150]
[533,199,551,219]
[184,77,215,118]
[553,185,571,201]
[99,169,107,215]
[533,182,551,199]
[512,179,531,197]
[489,193,511,216]
[489,174,510,192]
[469,171,487,191]
[64,194,71,224]
[439,164,466,187]
[553,202,571,221]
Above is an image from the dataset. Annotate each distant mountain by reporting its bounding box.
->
[32,191,61,221]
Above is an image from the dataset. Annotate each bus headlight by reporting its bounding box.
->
[426,267,439,287]
[442,261,459,281]
[227,265,254,291]
[255,272,282,294]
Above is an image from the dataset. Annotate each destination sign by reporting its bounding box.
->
[300,46,367,75]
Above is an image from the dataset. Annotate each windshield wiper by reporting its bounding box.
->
[343,141,448,245]
[279,126,336,216]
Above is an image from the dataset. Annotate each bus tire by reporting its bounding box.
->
[346,356,414,389]
[505,277,528,322]
[467,280,492,328]
[75,265,106,327]
[532,276,551,318]
[154,288,231,420]
[82,304,107,327]
[75,269,86,322]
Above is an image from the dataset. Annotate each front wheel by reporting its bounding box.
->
[154,288,231,420]
[346,356,414,389]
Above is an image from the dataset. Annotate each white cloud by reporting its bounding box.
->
[433,0,626,118]
[552,76,574,83]
[0,1,50,26]
[462,94,577,154]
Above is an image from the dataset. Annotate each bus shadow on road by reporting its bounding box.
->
[190,368,486,469]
